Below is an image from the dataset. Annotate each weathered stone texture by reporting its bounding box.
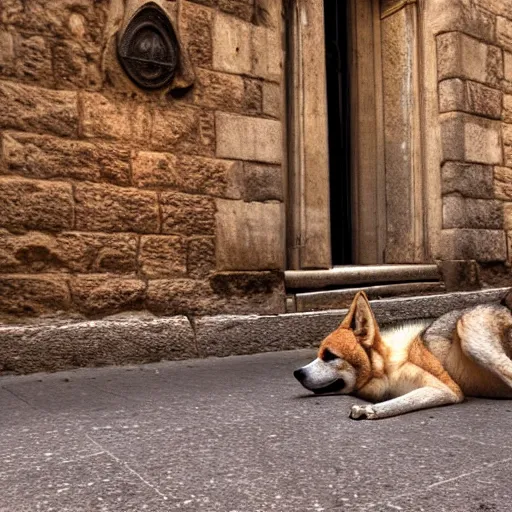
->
[179,1,213,68]
[437,32,503,87]
[53,40,102,90]
[218,0,254,22]
[440,229,507,262]
[480,0,512,20]
[441,162,494,198]
[188,236,216,278]
[216,112,282,163]
[140,236,187,279]
[262,81,281,118]
[0,33,53,85]
[213,13,252,75]
[252,25,282,81]
[505,52,512,82]
[192,68,245,112]
[0,177,73,232]
[504,203,512,230]
[151,106,213,155]
[215,199,284,270]
[494,166,512,199]
[503,124,512,167]
[504,95,512,123]
[438,79,502,119]
[81,93,151,143]
[160,192,216,236]
[0,315,197,374]
[243,78,263,114]
[0,231,138,274]
[497,16,512,53]
[132,151,242,198]
[2,132,131,186]
[74,183,159,233]
[242,163,283,201]
[0,81,78,137]
[0,275,70,316]
[70,275,146,316]
[0,0,108,42]
[442,196,503,229]
[440,113,502,164]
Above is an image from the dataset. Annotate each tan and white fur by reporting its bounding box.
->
[294,291,512,420]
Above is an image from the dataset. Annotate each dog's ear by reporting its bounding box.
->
[340,291,378,348]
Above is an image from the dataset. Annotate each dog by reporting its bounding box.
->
[294,291,512,420]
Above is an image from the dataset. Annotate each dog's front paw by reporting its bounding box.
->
[350,404,377,420]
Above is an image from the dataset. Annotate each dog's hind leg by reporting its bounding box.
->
[457,305,512,390]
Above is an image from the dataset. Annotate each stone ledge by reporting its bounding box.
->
[195,288,511,357]
[0,314,197,374]
[1,288,509,374]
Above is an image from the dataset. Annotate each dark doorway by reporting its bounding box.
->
[324,1,352,265]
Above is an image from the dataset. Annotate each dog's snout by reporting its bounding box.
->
[294,368,306,381]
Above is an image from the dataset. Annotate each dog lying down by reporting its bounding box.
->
[294,291,512,420]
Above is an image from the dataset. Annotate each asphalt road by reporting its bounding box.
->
[1,349,512,512]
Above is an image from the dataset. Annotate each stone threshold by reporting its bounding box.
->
[0,287,509,375]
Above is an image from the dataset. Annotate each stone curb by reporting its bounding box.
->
[0,288,509,374]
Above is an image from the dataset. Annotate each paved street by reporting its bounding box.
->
[1,349,512,512]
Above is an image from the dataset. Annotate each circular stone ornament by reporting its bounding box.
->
[117,2,180,90]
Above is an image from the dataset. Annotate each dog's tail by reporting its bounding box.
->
[501,288,512,311]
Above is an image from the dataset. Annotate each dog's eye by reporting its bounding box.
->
[322,349,338,362]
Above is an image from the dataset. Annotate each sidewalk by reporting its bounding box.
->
[1,349,511,512]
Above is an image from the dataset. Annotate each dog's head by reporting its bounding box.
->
[294,291,379,395]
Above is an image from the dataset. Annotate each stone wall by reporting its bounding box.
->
[435,0,512,282]
[0,0,286,320]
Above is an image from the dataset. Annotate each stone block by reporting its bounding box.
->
[242,163,283,201]
[481,0,512,20]
[215,112,282,163]
[504,124,512,166]
[505,52,512,82]
[0,315,197,374]
[495,166,512,199]
[0,30,14,73]
[192,68,245,112]
[429,0,495,43]
[0,0,108,43]
[0,275,70,317]
[11,34,53,84]
[439,79,502,119]
[132,150,242,199]
[436,260,481,292]
[262,81,281,118]
[53,40,102,90]
[441,162,494,198]
[188,236,216,278]
[160,192,216,236]
[437,32,503,87]
[70,275,146,316]
[81,92,151,143]
[151,105,212,155]
[0,80,78,137]
[0,230,138,274]
[497,16,512,52]
[442,195,503,229]
[243,78,263,114]
[212,13,252,74]
[139,235,187,279]
[440,113,502,164]
[251,25,282,81]
[505,95,512,123]
[504,203,512,230]
[218,0,254,22]
[179,1,213,68]
[146,278,215,315]
[74,183,159,233]
[508,231,512,263]
[2,132,131,186]
[0,177,73,232]
[215,199,285,270]
[439,228,507,261]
